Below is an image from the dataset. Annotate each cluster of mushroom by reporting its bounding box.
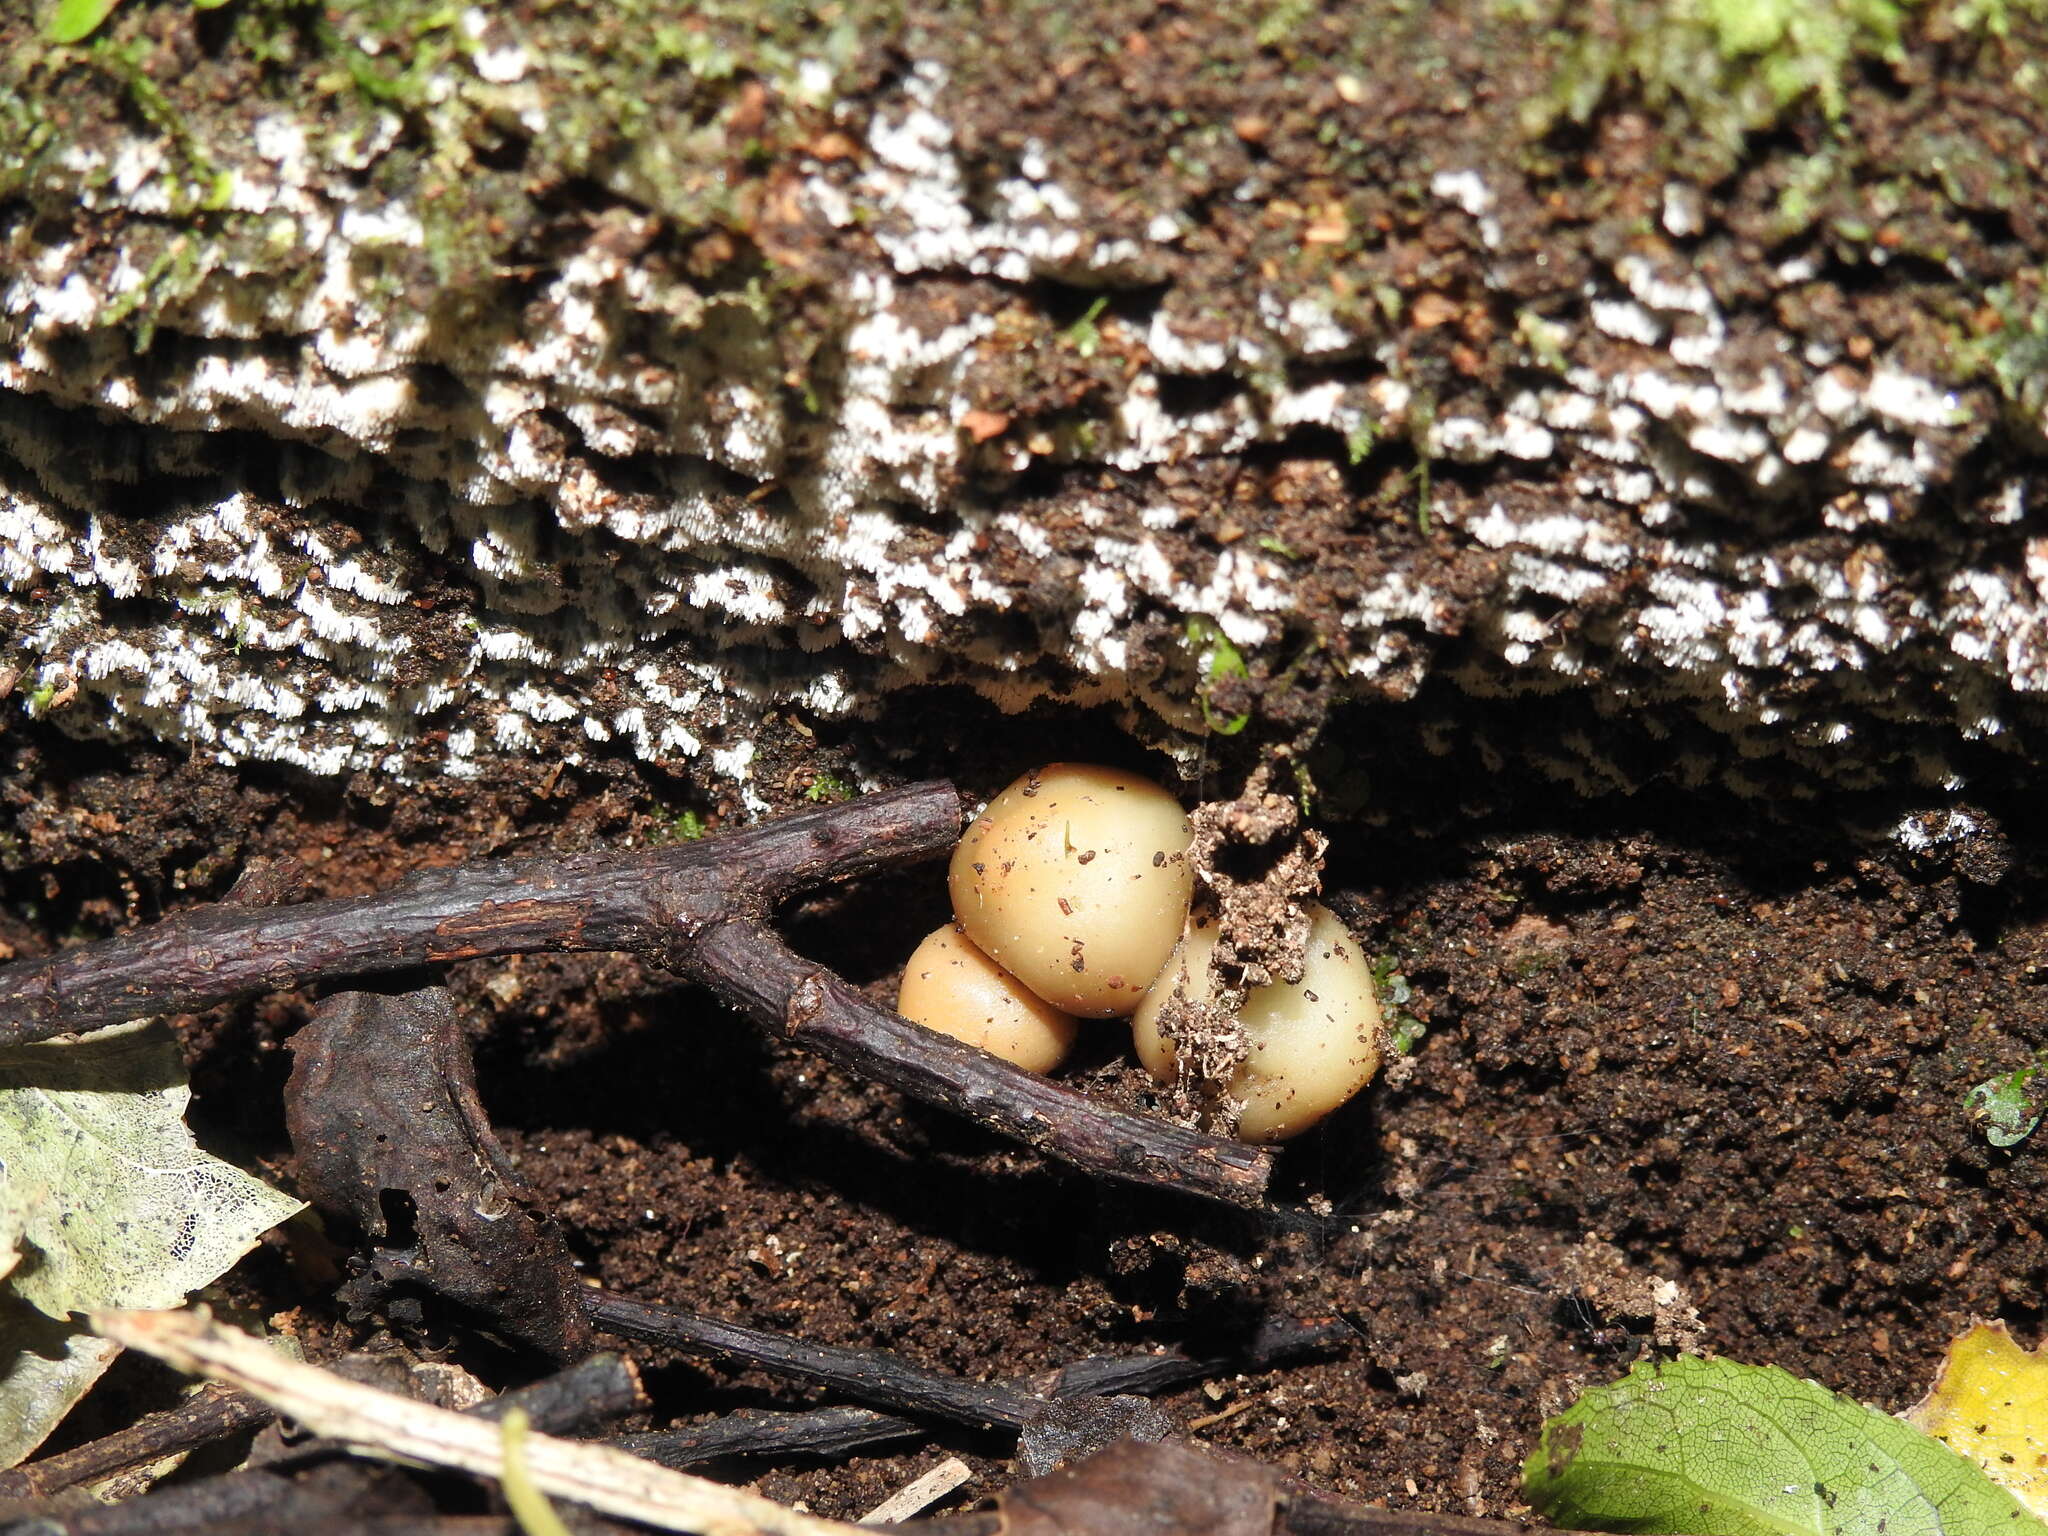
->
[896,764,1383,1143]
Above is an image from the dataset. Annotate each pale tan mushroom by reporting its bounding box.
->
[947,764,1194,1018]
[896,922,1080,1073]
[1133,903,1382,1142]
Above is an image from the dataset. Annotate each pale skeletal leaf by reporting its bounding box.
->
[0,1020,303,1465]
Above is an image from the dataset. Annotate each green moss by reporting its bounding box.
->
[1255,0,1318,48]
[1963,1058,2046,1147]
[1519,0,2042,176]
[1061,297,1111,359]
[1371,955,1426,1054]
[1184,618,1252,736]
[1964,272,2048,426]
[803,772,855,803]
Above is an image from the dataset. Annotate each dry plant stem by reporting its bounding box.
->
[91,1309,862,1536]
[694,918,1273,1206]
[261,1351,649,1473]
[0,781,962,1044]
[0,1382,271,1499]
[1,1356,652,1534]
[0,781,1272,1207]
[860,1457,974,1525]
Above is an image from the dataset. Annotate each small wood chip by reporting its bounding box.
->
[859,1457,973,1525]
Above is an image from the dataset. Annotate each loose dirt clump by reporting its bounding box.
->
[1154,763,1334,1131]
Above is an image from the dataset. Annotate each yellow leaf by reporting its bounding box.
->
[1906,1321,2048,1521]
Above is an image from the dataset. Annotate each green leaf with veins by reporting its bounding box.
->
[1524,1356,2048,1536]
[0,1021,304,1466]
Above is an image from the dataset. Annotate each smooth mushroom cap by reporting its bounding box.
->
[948,763,1194,1018]
[897,922,1081,1074]
[1132,903,1383,1142]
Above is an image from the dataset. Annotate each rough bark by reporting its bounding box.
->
[4,0,2047,801]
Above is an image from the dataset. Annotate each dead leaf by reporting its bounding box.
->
[1411,293,1459,330]
[1906,1320,2048,1520]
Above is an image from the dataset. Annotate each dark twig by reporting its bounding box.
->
[0,782,962,1043]
[0,1383,271,1499]
[468,1351,647,1433]
[586,1289,1041,1429]
[692,919,1271,1206]
[4,1460,432,1536]
[613,1406,926,1469]
[588,1289,1346,1455]
[0,780,1274,1207]
[1042,1315,1350,1399]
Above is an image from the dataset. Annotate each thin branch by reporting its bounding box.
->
[91,1308,862,1536]
[0,781,1274,1207]
[586,1291,1044,1429]
[0,1383,271,1499]
[613,1407,927,1470]
[0,782,962,1045]
[468,1351,647,1433]
[588,1294,1347,1461]
[692,919,1272,1207]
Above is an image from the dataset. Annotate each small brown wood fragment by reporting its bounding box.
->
[285,988,591,1361]
[997,1440,1273,1536]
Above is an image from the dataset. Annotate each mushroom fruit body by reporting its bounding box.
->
[1132,904,1382,1142]
[897,922,1081,1073]
[948,764,1195,1018]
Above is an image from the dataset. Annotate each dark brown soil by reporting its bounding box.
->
[8,712,2046,1524]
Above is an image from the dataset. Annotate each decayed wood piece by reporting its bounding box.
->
[285,988,592,1361]
[0,781,1273,1206]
